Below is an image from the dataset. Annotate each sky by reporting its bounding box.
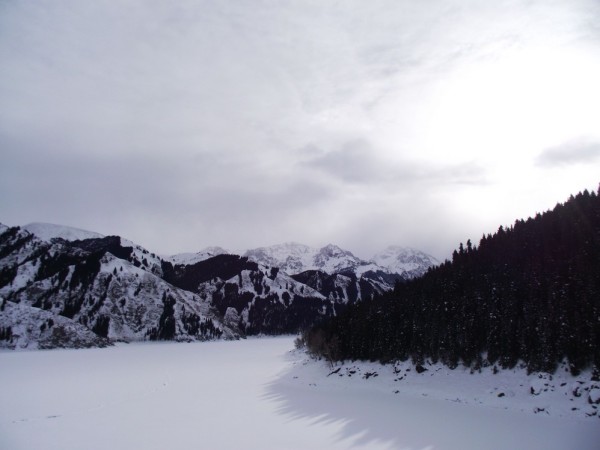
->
[1,0,599,261]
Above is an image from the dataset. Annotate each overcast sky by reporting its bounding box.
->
[1,0,599,260]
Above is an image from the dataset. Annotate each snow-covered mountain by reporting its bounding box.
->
[1,221,439,349]
[291,270,392,304]
[161,251,399,333]
[371,246,440,279]
[244,243,366,275]
[244,242,438,279]
[164,255,332,334]
[241,242,440,305]
[0,225,238,349]
[23,222,165,277]
[167,246,230,266]
[0,300,111,350]
[23,222,104,242]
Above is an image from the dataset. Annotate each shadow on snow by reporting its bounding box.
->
[261,354,600,450]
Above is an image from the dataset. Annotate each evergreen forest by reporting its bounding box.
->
[304,187,600,374]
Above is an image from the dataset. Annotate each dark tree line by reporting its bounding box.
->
[147,292,224,341]
[0,326,12,341]
[148,292,178,340]
[305,188,600,374]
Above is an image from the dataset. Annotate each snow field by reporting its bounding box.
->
[1,337,598,450]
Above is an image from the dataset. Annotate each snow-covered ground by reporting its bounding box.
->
[0,337,598,450]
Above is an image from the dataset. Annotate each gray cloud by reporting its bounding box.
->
[302,140,387,184]
[1,0,599,261]
[536,140,600,167]
[0,142,337,254]
[302,140,488,187]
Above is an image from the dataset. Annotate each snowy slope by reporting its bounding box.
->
[244,242,438,279]
[165,255,333,334]
[23,222,105,242]
[119,237,165,277]
[289,346,600,422]
[291,270,393,304]
[165,252,387,333]
[22,222,165,277]
[244,242,322,274]
[0,226,239,349]
[0,300,111,350]
[167,246,229,266]
[372,245,440,278]
[245,243,368,275]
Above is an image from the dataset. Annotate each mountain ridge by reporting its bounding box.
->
[16,223,439,280]
[0,221,438,349]
[0,227,239,349]
[243,242,439,279]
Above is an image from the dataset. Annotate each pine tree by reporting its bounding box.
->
[305,188,600,373]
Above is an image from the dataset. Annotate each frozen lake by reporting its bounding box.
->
[1,337,598,449]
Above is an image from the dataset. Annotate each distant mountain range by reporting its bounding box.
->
[168,241,438,279]
[167,247,230,266]
[0,222,439,349]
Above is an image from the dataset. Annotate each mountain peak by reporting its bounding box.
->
[201,246,229,255]
[249,242,312,254]
[371,246,439,278]
[23,222,104,242]
[319,244,350,256]
[245,243,362,275]
[168,246,230,266]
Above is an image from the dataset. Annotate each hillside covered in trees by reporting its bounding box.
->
[305,188,600,374]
